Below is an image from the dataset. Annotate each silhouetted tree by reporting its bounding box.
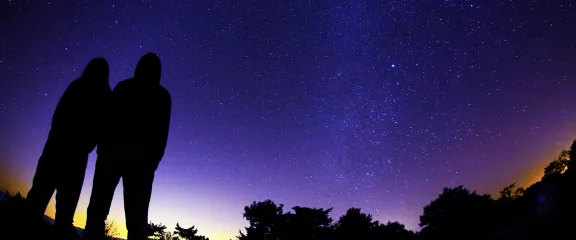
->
[174,223,209,240]
[333,208,376,240]
[0,191,28,239]
[0,191,26,214]
[238,199,284,240]
[491,181,529,239]
[160,231,178,240]
[498,182,524,201]
[419,186,495,240]
[373,221,416,240]
[237,200,417,240]
[8,137,576,240]
[567,139,576,175]
[104,220,119,239]
[283,206,333,240]
[543,150,569,178]
[486,144,576,240]
[147,222,168,239]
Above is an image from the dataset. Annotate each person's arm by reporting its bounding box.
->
[150,89,172,170]
[92,86,113,150]
[51,80,81,131]
[105,80,129,129]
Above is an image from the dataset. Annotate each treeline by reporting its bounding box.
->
[1,140,576,240]
[143,138,576,240]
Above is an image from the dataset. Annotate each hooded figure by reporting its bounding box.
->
[26,58,111,237]
[85,53,172,240]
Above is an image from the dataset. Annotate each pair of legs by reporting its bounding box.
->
[26,145,88,232]
[85,154,155,240]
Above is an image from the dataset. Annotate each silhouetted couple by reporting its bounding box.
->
[25,53,172,240]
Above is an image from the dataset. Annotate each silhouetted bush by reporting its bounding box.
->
[104,220,120,239]
[0,191,83,239]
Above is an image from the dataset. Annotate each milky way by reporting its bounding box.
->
[1,1,575,239]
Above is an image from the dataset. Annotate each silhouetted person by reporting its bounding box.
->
[25,58,111,237]
[84,53,172,240]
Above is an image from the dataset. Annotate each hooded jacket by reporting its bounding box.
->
[47,58,111,155]
[97,53,172,170]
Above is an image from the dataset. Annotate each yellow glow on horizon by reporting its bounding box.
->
[0,155,565,240]
[3,133,574,240]
[0,168,235,240]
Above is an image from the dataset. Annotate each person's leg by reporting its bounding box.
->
[25,152,57,225]
[54,154,89,238]
[84,155,121,240]
[123,168,155,240]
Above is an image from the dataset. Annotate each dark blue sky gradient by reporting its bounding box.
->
[1,1,576,239]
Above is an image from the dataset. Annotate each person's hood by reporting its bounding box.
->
[81,57,109,86]
[134,52,162,84]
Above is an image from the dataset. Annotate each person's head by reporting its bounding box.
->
[134,52,162,84]
[82,57,109,84]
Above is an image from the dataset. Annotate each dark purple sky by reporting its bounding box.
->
[1,1,575,239]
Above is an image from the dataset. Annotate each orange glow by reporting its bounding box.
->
[2,134,574,240]
[0,164,128,239]
[485,137,574,197]
[0,168,31,195]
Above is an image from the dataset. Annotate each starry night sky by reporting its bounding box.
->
[1,1,576,239]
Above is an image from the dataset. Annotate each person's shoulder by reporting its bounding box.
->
[158,85,171,101]
[67,77,84,89]
[61,78,86,96]
[113,78,134,91]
